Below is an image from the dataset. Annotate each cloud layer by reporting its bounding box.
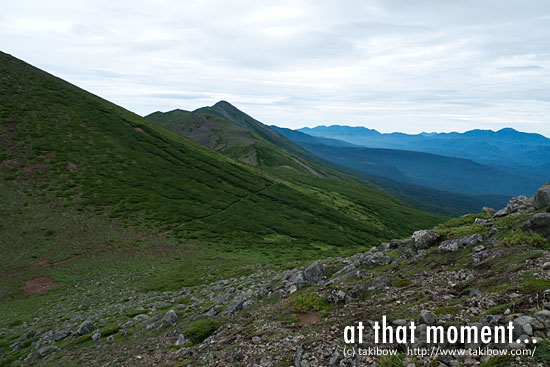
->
[2,0,549,135]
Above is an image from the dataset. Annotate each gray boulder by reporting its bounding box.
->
[227,297,246,319]
[419,310,436,325]
[412,230,440,249]
[439,234,483,252]
[326,289,348,305]
[303,261,325,284]
[76,320,95,336]
[533,185,550,210]
[479,314,500,326]
[482,207,496,216]
[52,330,70,342]
[513,316,533,338]
[357,252,392,267]
[288,272,308,289]
[534,310,550,329]
[495,195,533,217]
[160,310,178,327]
[522,213,550,238]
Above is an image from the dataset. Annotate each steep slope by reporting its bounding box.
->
[0,51,443,302]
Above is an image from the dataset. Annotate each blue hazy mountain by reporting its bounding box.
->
[298,125,550,168]
[273,126,545,198]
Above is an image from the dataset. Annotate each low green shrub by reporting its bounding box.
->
[184,319,224,344]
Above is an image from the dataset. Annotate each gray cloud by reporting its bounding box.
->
[2,0,550,136]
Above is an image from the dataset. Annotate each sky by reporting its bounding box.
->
[2,0,550,136]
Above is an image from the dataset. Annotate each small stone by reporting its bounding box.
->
[469,289,483,297]
[543,262,550,271]
[175,333,188,346]
[92,332,101,341]
[328,349,341,365]
[242,299,256,309]
[252,336,261,344]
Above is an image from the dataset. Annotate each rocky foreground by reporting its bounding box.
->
[2,185,550,367]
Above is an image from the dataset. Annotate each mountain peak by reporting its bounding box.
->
[213,100,236,110]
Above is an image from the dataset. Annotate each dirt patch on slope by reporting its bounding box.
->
[24,276,63,295]
[296,312,320,325]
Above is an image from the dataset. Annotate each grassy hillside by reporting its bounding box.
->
[0,51,443,305]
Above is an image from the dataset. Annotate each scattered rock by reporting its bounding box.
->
[357,252,392,267]
[543,262,550,271]
[419,310,436,325]
[303,261,325,284]
[469,289,483,297]
[160,310,178,328]
[175,333,189,346]
[534,310,550,329]
[474,218,488,225]
[242,299,256,309]
[513,316,534,337]
[533,185,550,210]
[482,207,496,216]
[365,276,392,291]
[439,234,483,252]
[92,332,101,341]
[76,320,95,336]
[412,230,440,249]
[328,349,341,365]
[326,289,348,305]
[495,195,532,217]
[37,345,58,358]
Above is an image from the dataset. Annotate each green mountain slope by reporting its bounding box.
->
[146,107,324,175]
[0,51,443,300]
[148,104,507,216]
[199,101,313,159]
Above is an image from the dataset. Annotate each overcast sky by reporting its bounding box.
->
[2,0,550,136]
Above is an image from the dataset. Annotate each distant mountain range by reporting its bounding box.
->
[273,126,545,198]
[298,125,550,168]
[287,125,550,199]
